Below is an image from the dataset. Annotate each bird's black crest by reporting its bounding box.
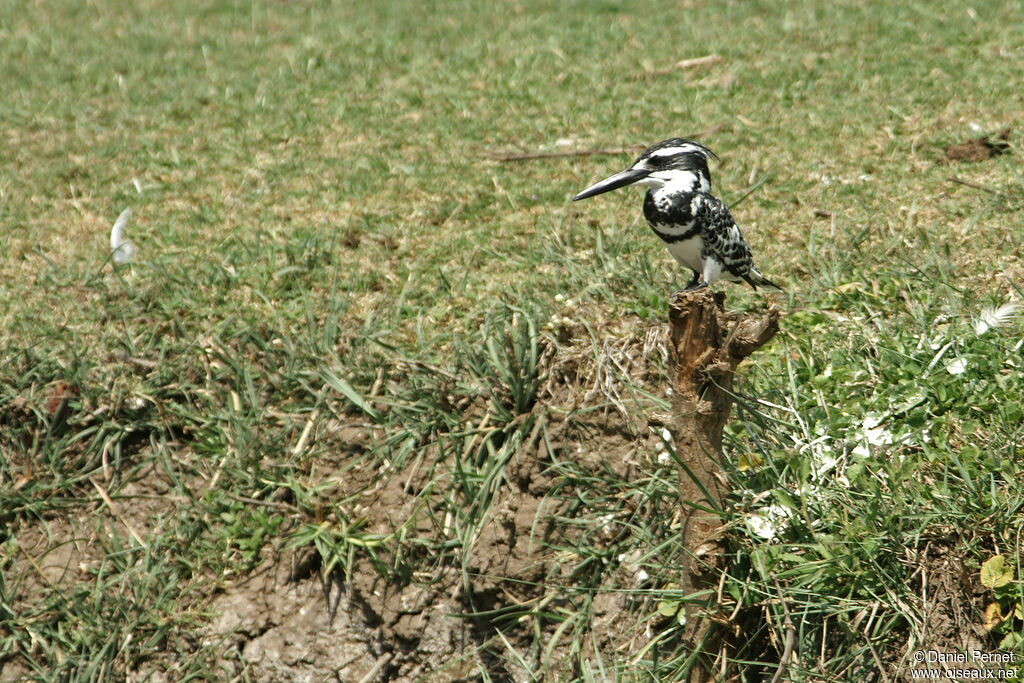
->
[640,138,718,162]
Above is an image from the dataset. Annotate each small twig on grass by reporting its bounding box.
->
[948,175,1003,197]
[17,544,54,588]
[481,144,646,162]
[674,54,725,69]
[483,123,728,162]
[356,652,393,683]
[865,630,893,683]
[92,478,148,549]
[224,491,302,514]
[333,654,366,682]
[643,53,724,77]
[395,356,462,381]
[292,408,318,455]
[769,573,797,683]
[861,601,894,683]
[113,350,159,370]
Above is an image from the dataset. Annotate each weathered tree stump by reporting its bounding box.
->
[667,289,780,679]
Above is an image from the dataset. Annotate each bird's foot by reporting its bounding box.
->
[677,281,709,294]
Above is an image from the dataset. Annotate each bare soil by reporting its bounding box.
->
[944,129,1011,162]
[189,317,669,681]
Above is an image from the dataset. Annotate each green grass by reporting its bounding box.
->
[2,0,1024,680]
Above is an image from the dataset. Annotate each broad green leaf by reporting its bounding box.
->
[658,600,679,618]
[980,555,1012,589]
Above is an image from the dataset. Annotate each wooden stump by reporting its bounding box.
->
[667,289,780,679]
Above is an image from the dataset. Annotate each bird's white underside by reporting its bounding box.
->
[664,235,703,272]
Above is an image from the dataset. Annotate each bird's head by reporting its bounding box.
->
[572,138,717,201]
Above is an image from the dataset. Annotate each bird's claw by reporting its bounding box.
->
[678,281,709,294]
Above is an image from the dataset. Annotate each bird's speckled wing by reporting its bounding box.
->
[691,193,753,278]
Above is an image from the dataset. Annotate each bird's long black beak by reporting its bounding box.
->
[572,167,650,201]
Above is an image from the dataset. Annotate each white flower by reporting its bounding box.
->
[745,503,792,541]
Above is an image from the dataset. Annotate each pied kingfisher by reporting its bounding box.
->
[573,138,778,292]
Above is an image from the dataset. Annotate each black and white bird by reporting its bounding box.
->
[573,138,778,292]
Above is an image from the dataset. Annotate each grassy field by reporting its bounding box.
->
[2,0,1024,680]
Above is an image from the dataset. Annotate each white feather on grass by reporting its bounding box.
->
[974,301,1022,336]
[110,208,136,264]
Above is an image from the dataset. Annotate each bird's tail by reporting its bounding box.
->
[743,266,782,292]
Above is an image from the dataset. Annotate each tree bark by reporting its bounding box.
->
[667,289,780,680]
